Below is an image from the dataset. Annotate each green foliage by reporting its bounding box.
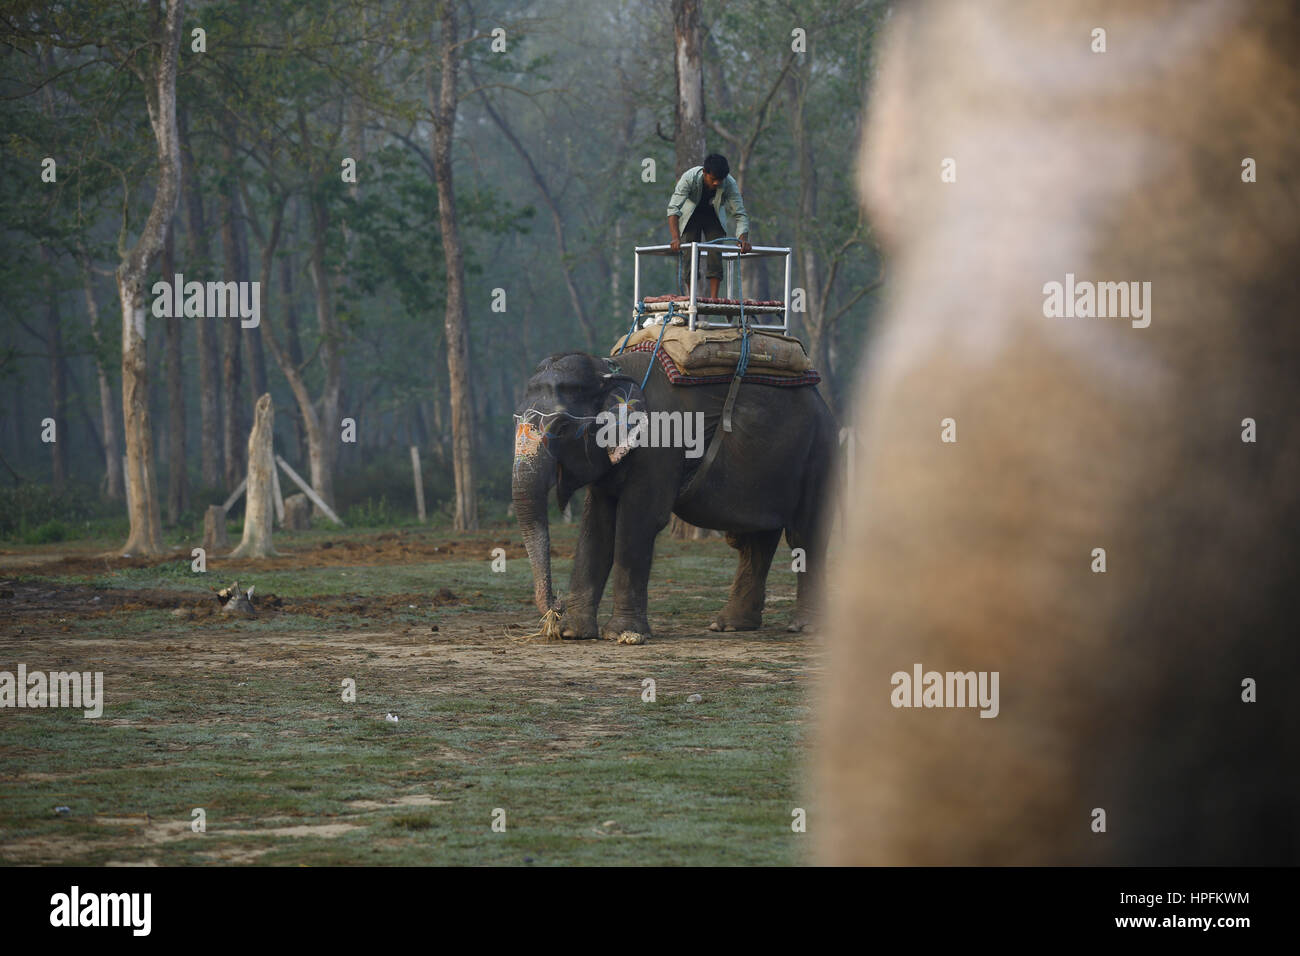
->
[342,495,401,528]
[0,483,118,540]
[335,448,454,522]
[0,0,889,523]
[22,519,69,544]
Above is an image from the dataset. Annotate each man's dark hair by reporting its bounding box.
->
[702,154,730,180]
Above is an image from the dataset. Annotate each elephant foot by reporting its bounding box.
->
[560,612,599,641]
[602,618,650,646]
[709,609,763,632]
[786,613,819,633]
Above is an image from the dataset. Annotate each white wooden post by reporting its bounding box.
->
[222,477,247,513]
[275,454,344,526]
[410,445,426,524]
[271,452,285,526]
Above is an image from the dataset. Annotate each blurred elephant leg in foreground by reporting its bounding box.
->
[819,0,1300,864]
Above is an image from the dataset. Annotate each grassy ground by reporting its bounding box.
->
[0,520,821,866]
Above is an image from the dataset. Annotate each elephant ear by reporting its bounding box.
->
[599,377,646,465]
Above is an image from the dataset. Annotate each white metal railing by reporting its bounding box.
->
[632,241,792,332]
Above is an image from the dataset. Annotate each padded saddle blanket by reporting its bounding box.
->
[611,325,821,387]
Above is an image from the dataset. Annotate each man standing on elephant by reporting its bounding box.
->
[667,153,751,299]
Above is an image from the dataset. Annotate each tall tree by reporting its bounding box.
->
[670,0,707,540]
[430,0,477,531]
[161,226,188,522]
[672,0,705,175]
[179,107,224,489]
[78,250,123,500]
[219,120,247,489]
[785,22,883,405]
[34,50,68,489]
[118,0,185,555]
[39,248,68,488]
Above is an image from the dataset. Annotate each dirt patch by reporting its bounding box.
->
[0,529,567,580]
[95,817,194,844]
[345,795,449,810]
[217,823,361,838]
[0,833,101,862]
[0,533,819,865]
[196,846,270,864]
[0,579,480,626]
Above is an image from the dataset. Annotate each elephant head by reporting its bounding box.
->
[512,352,645,614]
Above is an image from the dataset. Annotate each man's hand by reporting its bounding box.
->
[738,236,752,255]
[670,238,680,252]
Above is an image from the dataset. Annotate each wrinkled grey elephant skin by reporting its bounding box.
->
[818,0,1300,865]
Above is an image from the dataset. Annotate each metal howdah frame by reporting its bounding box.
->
[632,239,793,332]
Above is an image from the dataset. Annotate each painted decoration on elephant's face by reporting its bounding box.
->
[514,420,545,463]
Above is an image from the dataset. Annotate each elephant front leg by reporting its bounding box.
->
[561,488,616,640]
[710,529,783,632]
[601,501,671,646]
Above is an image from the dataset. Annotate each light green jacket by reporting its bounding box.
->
[666,166,750,238]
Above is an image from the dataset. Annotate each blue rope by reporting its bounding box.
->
[617,298,646,354]
[641,302,674,390]
[736,323,752,378]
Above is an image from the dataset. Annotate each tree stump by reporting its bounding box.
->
[229,393,277,558]
[203,505,230,552]
[284,493,312,531]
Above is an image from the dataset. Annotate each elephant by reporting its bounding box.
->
[818,0,1300,864]
[512,349,836,645]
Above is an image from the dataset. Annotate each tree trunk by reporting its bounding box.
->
[79,253,122,500]
[239,192,268,402]
[669,0,710,541]
[180,106,223,489]
[41,248,67,489]
[283,493,311,531]
[305,194,341,513]
[66,362,105,465]
[229,393,276,558]
[35,51,67,490]
[119,0,184,557]
[430,1,477,531]
[220,123,246,490]
[221,312,244,488]
[161,228,188,522]
[202,504,230,552]
[789,62,826,386]
[611,217,622,320]
[261,190,340,519]
[673,0,706,175]
[278,243,309,468]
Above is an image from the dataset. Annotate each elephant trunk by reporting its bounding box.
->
[512,444,557,615]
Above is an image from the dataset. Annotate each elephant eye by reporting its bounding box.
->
[554,383,588,406]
